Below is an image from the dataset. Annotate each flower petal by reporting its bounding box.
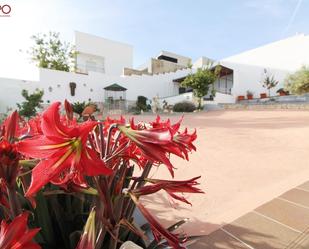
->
[41,102,71,139]
[25,148,74,196]
[17,135,70,159]
[81,147,113,176]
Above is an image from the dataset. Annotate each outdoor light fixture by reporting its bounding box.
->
[69,82,77,96]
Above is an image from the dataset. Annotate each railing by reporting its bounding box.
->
[76,64,105,74]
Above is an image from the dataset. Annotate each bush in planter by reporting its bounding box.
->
[246,91,254,99]
[136,96,147,111]
[173,101,196,112]
[0,101,202,249]
[276,88,289,96]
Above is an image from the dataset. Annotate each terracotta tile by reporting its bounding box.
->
[224,212,300,249]
[280,188,309,208]
[188,229,248,249]
[256,198,309,232]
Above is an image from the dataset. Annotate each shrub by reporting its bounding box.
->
[136,96,147,111]
[17,89,44,118]
[72,101,86,116]
[173,101,196,112]
[285,66,309,95]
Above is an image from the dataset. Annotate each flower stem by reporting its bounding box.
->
[7,186,21,218]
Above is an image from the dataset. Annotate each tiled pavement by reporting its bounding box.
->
[190,181,309,249]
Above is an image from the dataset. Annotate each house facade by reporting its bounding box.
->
[1,32,309,114]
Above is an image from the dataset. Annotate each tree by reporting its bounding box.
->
[262,74,279,97]
[284,66,309,95]
[28,31,75,72]
[181,65,220,109]
[17,89,44,118]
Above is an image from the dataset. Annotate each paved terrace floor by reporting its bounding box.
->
[127,110,309,247]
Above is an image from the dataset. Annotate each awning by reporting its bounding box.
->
[104,83,127,91]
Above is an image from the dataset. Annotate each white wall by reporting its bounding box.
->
[159,92,194,106]
[0,78,41,113]
[223,34,309,71]
[0,67,191,113]
[220,61,289,98]
[75,31,133,76]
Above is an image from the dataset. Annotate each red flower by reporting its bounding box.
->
[0,140,20,187]
[1,111,19,142]
[132,176,203,205]
[76,208,96,249]
[118,124,176,176]
[0,212,41,249]
[118,117,196,177]
[64,99,74,121]
[17,102,113,197]
[129,194,185,249]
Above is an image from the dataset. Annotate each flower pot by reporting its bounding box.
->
[279,92,286,96]
[237,95,245,101]
[247,94,253,100]
[260,93,267,99]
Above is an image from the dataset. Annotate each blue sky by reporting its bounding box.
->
[0,0,308,79]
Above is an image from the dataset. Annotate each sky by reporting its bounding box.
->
[0,0,308,80]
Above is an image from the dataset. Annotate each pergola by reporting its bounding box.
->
[104,83,127,103]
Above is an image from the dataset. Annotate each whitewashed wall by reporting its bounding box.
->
[223,34,309,72]
[219,61,290,99]
[75,31,133,76]
[0,68,190,113]
[0,78,41,113]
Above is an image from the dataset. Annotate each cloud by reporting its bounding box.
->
[244,0,291,18]
[282,0,303,35]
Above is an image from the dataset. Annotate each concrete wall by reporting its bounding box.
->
[75,31,133,76]
[150,58,187,74]
[158,51,191,66]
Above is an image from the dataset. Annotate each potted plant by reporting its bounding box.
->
[237,95,245,101]
[276,88,289,96]
[261,72,279,98]
[0,101,203,249]
[246,91,254,100]
[260,93,267,99]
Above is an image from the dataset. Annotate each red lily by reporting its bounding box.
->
[129,194,185,249]
[118,117,196,177]
[118,124,176,176]
[17,102,113,197]
[0,140,20,187]
[1,111,19,142]
[131,176,203,205]
[0,212,41,249]
[64,99,74,121]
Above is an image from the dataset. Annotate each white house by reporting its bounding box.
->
[1,32,309,114]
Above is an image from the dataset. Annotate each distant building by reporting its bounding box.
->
[1,32,309,113]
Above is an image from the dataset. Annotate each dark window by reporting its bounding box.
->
[179,87,186,94]
[157,55,178,63]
